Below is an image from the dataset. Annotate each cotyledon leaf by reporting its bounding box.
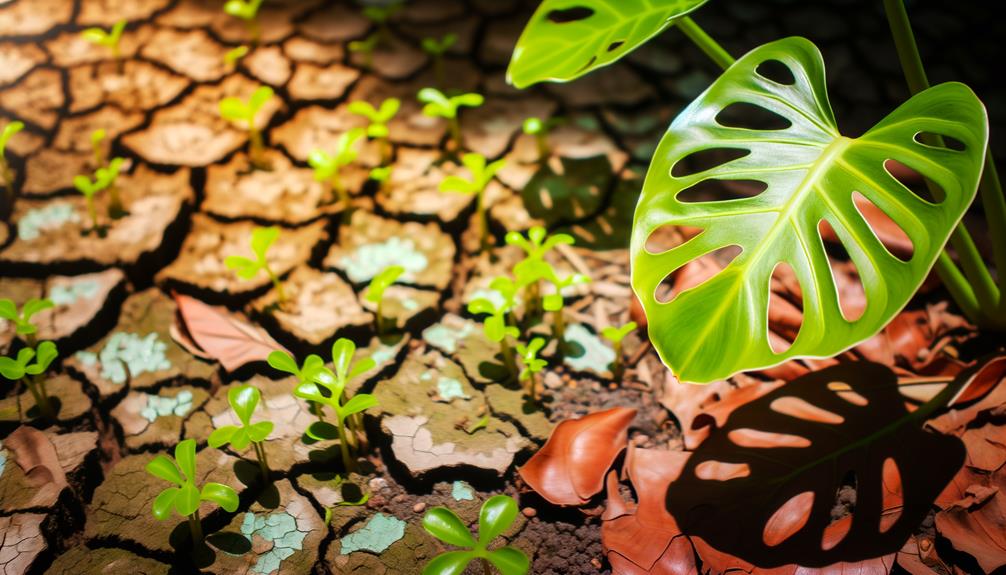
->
[507,0,710,88]
[630,36,988,383]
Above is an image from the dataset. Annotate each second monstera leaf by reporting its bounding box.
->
[507,0,709,88]
[631,37,988,383]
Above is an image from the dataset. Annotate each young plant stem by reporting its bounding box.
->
[107,185,124,219]
[612,342,624,381]
[380,137,392,165]
[253,440,270,482]
[448,117,462,153]
[336,416,355,472]
[500,337,518,382]
[675,16,735,70]
[433,56,445,88]
[249,127,266,169]
[92,144,105,168]
[85,195,99,233]
[883,0,1004,327]
[188,511,203,545]
[330,174,348,206]
[24,376,54,419]
[476,188,488,251]
[535,131,550,162]
[264,266,287,305]
[528,372,538,403]
[376,299,387,335]
[554,308,566,355]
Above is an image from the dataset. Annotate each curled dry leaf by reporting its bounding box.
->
[173,293,287,372]
[519,407,636,506]
[0,426,69,508]
[929,356,1006,436]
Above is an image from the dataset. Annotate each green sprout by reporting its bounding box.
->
[440,153,505,252]
[421,33,458,87]
[0,297,53,347]
[348,98,400,165]
[1,120,24,203]
[223,0,264,44]
[0,341,59,420]
[224,45,250,69]
[80,19,126,70]
[507,227,575,318]
[208,385,274,483]
[601,322,637,380]
[521,117,562,163]
[417,87,484,152]
[219,85,273,169]
[308,128,365,207]
[90,129,106,168]
[421,494,529,575]
[369,165,393,193]
[468,277,520,382]
[224,226,287,305]
[516,337,546,403]
[539,264,591,350]
[348,34,380,71]
[146,439,239,546]
[365,265,404,335]
[71,158,126,231]
[269,339,378,472]
[362,1,403,45]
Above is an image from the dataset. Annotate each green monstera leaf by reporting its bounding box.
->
[507,0,710,88]
[631,37,988,383]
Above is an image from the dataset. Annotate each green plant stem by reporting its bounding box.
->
[500,337,518,382]
[476,188,488,251]
[331,174,348,206]
[249,126,266,169]
[554,307,566,355]
[376,299,386,335]
[253,441,270,482]
[979,150,1006,316]
[336,416,355,472]
[449,117,462,152]
[107,185,124,219]
[264,266,287,304]
[675,16,735,71]
[85,194,99,232]
[188,511,203,545]
[612,342,624,381]
[380,137,392,165]
[535,132,550,162]
[23,376,54,420]
[883,0,1003,325]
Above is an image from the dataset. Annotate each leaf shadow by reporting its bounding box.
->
[666,361,964,568]
[522,155,612,227]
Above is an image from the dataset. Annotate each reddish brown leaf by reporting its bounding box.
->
[519,407,636,506]
[173,293,286,372]
[935,459,1006,573]
[895,535,945,575]
[929,356,1006,435]
[602,446,696,575]
[0,426,68,508]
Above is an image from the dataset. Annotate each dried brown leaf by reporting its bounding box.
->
[173,293,286,372]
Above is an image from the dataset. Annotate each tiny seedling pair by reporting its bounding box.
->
[268,338,378,472]
[80,19,126,71]
[209,384,273,483]
[422,495,529,575]
[601,322,637,380]
[468,277,520,383]
[440,153,505,252]
[521,117,561,163]
[219,86,274,170]
[146,439,239,545]
[223,0,264,44]
[0,341,59,420]
[309,128,364,208]
[418,88,484,152]
[366,265,404,335]
[348,1,404,68]
[348,98,400,165]
[1,121,24,204]
[225,226,287,306]
[73,157,128,232]
[421,34,458,87]
[507,226,577,322]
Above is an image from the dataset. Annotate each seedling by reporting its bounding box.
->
[80,19,126,71]
[348,34,380,71]
[369,166,392,193]
[224,226,287,305]
[439,153,505,251]
[468,277,520,382]
[516,337,546,402]
[223,0,264,44]
[267,350,327,418]
[308,128,365,207]
[224,45,249,69]
[1,120,23,203]
[365,265,404,335]
[0,297,53,347]
[219,85,273,169]
[506,227,575,317]
[417,87,484,152]
[421,33,457,87]
[208,385,274,483]
[422,495,529,575]
[146,439,239,545]
[521,117,562,163]
[96,156,126,218]
[540,264,591,347]
[0,341,58,420]
[601,322,637,380]
[270,339,378,472]
[362,1,403,45]
[90,129,106,168]
[348,98,400,165]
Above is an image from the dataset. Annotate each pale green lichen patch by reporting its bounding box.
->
[437,377,469,402]
[17,203,80,241]
[240,511,307,574]
[49,280,100,305]
[563,324,615,374]
[340,513,406,555]
[370,344,397,366]
[140,390,193,422]
[422,319,476,354]
[451,481,474,501]
[75,332,173,385]
[339,237,428,283]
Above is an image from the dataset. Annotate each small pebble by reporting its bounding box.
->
[591,558,603,569]
[521,507,537,518]
[392,494,409,504]
[413,502,427,513]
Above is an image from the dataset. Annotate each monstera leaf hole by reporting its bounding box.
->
[755,59,796,85]
[644,224,704,254]
[655,244,743,304]
[768,262,804,353]
[546,6,593,23]
[727,428,810,448]
[671,148,749,178]
[677,178,768,203]
[818,220,868,321]
[879,458,904,533]
[715,103,793,131]
[769,395,844,424]
[764,491,814,547]
[884,158,940,203]
[695,460,750,481]
[852,192,915,262]
[914,132,966,152]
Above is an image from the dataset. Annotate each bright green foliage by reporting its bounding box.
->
[418,88,483,120]
[468,278,520,381]
[349,34,380,69]
[208,385,273,481]
[0,121,23,157]
[507,0,710,88]
[349,98,400,140]
[267,351,327,384]
[421,495,529,575]
[370,165,393,187]
[80,19,127,60]
[219,86,273,128]
[0,298,54,337]
[309,128,365,205]
[362,2,402,24]
[223,0,264,20]
[0,341,57,381]
[1,120,22,199]
[522,117,561,161]
[146,439,239,527]
[224,45,250,67]
[440,153,505,250]
[631,37,988,383]
[422,33,457,56]
[366,265,404,334]
[516,337,546,400]
[601,322,637,346]
[225,226,287,304]
[540,267,591,313]
[507,226,574,262]
[75,157,128,230]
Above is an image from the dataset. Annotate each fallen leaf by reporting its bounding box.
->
[173,293,286,372]
[519,407,636,506]
[0,426,68,508]
[934,460,1006,573]
[929,356,1006,436]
